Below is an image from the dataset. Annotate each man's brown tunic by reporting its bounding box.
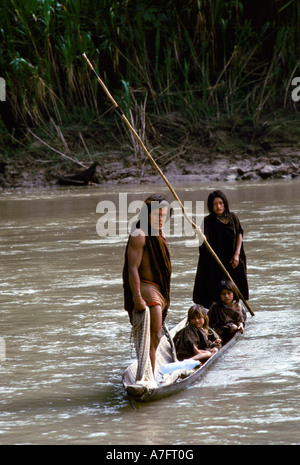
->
[123,233,171,323]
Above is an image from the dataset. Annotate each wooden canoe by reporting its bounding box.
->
[123,318,241,402]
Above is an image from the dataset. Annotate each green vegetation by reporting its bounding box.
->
[0,0,299,156]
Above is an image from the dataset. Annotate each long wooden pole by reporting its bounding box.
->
[83,53,255,317]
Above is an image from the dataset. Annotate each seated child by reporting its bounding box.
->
[207,280,245,344]
[173,304,222,363]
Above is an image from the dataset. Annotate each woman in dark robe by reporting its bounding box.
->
[193,190,249,309]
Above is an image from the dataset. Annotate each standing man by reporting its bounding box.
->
[123,195,172,375]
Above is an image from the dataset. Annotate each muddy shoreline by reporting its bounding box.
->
[1,145,299,191]
[1,118,299,190]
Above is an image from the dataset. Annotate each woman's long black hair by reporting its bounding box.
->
[207,190,230,217]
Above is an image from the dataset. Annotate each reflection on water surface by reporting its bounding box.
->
[0,180,299,445]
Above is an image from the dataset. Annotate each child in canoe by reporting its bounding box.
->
[207,280,246,344]
[173,304,222,363]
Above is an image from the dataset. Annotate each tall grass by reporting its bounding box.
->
[0,0,299,147]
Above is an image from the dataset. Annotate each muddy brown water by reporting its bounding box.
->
[0,179,299,445]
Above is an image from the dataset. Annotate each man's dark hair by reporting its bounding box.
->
[132,194,172,235]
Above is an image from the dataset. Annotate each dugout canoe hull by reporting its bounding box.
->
[123,318,240,402]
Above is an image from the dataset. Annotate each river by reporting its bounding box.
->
[0,179,299,445]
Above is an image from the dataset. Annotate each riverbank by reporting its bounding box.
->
[1,117,299,189]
